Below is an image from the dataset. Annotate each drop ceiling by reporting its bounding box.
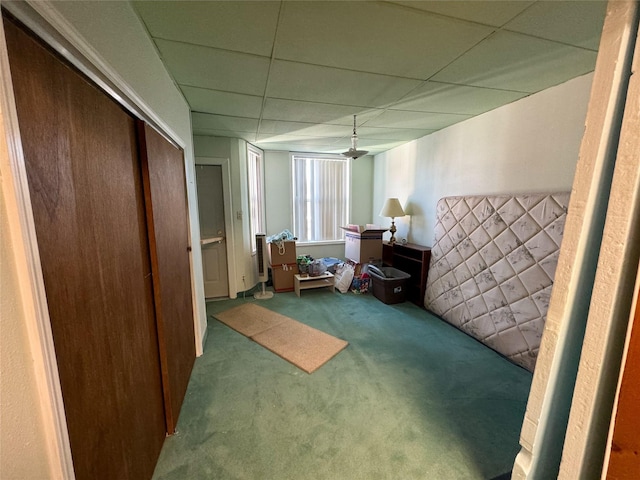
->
[132,0,607,156]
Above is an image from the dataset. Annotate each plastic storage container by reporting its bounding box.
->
[367,266,411,304]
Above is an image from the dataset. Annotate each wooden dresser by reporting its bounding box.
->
[382,242,431,308]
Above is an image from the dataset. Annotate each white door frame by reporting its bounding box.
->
[512,2,640,478]
[195,157,237,299]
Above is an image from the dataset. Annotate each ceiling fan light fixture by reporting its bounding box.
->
[342,115,368,159]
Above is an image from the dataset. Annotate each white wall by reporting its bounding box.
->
[264,150,375,260]
[373,73,594,247]
[0,1,206,477]
[0,170,50,480]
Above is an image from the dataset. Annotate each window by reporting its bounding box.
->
[247,145,266,252]
[292,154,350,243]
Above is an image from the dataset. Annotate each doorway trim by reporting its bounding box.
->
[512,2,640,478]
[196,156,237,299]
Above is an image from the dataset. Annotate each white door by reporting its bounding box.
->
[196,165,229,298]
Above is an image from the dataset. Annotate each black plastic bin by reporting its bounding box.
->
[367,266,411,304]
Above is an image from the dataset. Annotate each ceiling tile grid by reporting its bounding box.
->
[132,0,607,155]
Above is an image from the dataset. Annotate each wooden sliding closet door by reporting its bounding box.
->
[138,122,196,433]
[4,16,166,480]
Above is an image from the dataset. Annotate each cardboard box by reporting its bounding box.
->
[341,224,384,234]
[270,262,299,292]
[269,241,297,265]
[341,226,386,264]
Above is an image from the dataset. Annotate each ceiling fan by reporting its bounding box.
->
[341,115,368,160]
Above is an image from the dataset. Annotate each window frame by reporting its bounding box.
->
[291,152,351,246]
[247,144,266,253]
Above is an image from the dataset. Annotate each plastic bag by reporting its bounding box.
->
[367,265,386,278]
[267,229,296,244]
[334,263,355,293]
[308,259,327,277]
[297,255,312,275]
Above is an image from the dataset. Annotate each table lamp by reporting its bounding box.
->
[380,198,405,244]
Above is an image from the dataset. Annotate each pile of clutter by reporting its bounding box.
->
[334,261,372,295]
[295,255,370,294]
[296,255,337,277]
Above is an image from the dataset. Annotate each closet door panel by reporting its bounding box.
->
[138,122,196,433]
[4,16,166,480]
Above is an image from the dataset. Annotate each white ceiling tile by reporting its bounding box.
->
[192,113,259,132]
[255,142,345,154]
[366,110,471,130]
[350,139,411,151]
[182,86,263,118]
[259,121,349,137]
[256,133,344,145]
[391,1,534,27]
[262,99,383,124]
[192,128,255,142]
[132,0,607,155]
[133,1,280,56]
[355,127,435,141]
[505,1,606,50]
[432,31,598,92]
[276,1,493,79]
[266,138,393,155]
[267,60,421,107]
[156,39,269,95]
[390,82,528,115]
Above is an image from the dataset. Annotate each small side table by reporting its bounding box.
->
[294,272,335,297]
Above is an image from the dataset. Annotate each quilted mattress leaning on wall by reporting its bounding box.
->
[424,192,570,372]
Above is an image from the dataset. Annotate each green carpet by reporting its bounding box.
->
[152,290,531,480]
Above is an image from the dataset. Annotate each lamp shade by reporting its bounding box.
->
[380,198,405,218]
